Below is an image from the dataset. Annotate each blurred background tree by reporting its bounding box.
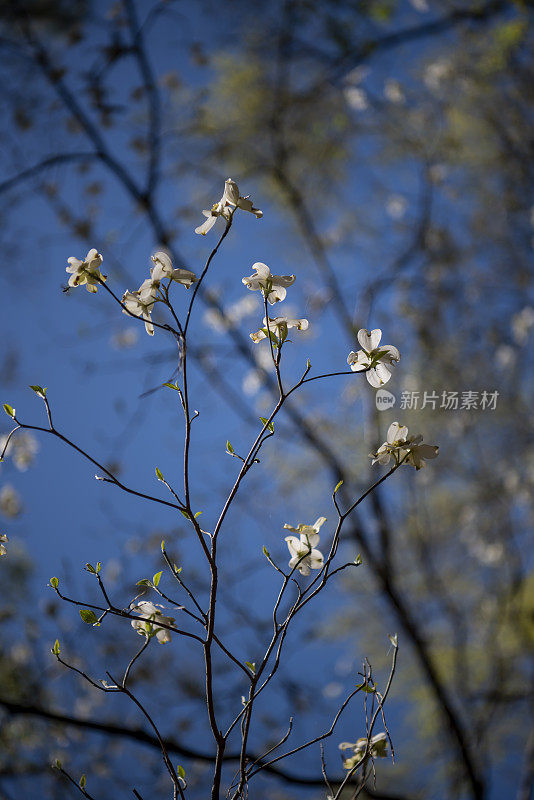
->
[0,1,532,799]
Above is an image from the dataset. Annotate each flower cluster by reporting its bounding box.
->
[195,178,262,235]
[66,248,107,293]
[370,421,439,469]
[284,516,326,575]
[122,251,197,336]
[57,177,440,676]
[339,733,388,768]
[130,600,175,644]
[243,263,308,347]
[347,329,400,387]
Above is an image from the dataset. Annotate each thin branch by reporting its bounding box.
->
[0,152,97,196]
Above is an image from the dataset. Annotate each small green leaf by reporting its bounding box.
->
[162,382,180,391]
[262,545,270,558]
[54,759,62,769]
[179,509,191,520]
[51,639,60,655]
[356,682,376,694]
[259,417,274,433]
[226,440,234,454]
[136,578,152,587]
[153,571,162,587]
[334,480,344,494]
[96,562,101,574]
[79,609,98,625]
[194,511,202,518]
[265,328,279,346]
[29,385,47,398]
[354,554,362,566]
[245,661,256,675]
[306,358,311,369]
[155,467,164,482]
[85,563,96,574]
[3,404,15,419]
[79,774,86,789]
[177,765,186,780]
[50,576,59,589]
[161,539,165,552]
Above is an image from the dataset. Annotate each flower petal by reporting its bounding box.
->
[357,328,382,352]
[308,549,324,569]
[347,350,369,371]
[379,344,401,363]
[367,363,391,387]
[195,215,218,235]
[251,262,271,279]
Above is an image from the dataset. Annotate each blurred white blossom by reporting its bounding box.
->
[344,86,368,111]
[386,195,408,220]
[0,484,22,517]
[0,431,38,471]
[323,681,343,699]
[495,344,516,370]
[512,306,534,345]
[409,0,429,11]
[424,60,451,91]
[384,78,405,104]
[242,369,263,396]
[111,327,139,350]
[204,294,259,333]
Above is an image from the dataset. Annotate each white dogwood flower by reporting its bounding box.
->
[0,533,7,556]
[66,248,106,293]
[195,178,262,235]
[151,252,197,289]
[285,536,324,576]
[250,315,309,343]
[339,733,388,768]
[242,263,296,304]
[130,600,175,644]
[284,517,326,576]
[283,516,326,546]
[347,329,400,387]
[404,438,439,469]
[122,290,156,336]
[370,421,438,470]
